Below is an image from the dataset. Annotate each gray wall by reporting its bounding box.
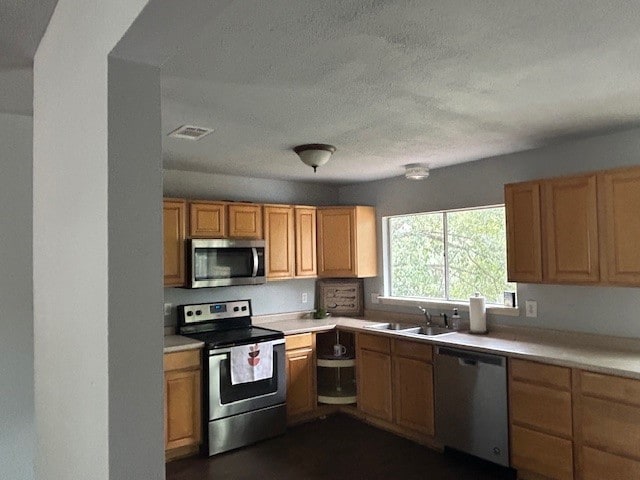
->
[108,57,165,480]
[339,127,640,338]
[163,169,339,326]
[0,113,34,480]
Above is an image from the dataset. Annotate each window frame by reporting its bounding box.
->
[380,204,519,316]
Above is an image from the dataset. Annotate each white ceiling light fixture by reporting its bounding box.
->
[293,144,336,173]
[404,163,430,180]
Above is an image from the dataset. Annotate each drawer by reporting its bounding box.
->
[578,395,640,459]
[358,333,390,354]
[164,349,201,372]
[510,358,571,390]
[392,339,432,362]
[511,425,573,480]
[285,333,313,351]
[510,380,572,437]
[580,370,640,407]
[581,446,640,480]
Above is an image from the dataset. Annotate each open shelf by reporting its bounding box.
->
[316,330,357,406]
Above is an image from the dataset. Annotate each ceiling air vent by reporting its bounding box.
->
[168,125,214,141]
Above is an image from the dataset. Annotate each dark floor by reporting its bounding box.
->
[166,414,516,480]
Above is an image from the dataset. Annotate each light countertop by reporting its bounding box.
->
[163,335,204,353]
[254,316,640,380]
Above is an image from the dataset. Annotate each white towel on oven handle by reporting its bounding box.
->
[230,341,274,385]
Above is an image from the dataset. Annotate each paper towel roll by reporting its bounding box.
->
[469,294,487,333]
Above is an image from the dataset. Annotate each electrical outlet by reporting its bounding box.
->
[301,292,308,303]
[371,293,380,304]
[525,300,537,318]
[163,303,172,316]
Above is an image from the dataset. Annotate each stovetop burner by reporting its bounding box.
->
[187,325,284,349]
[177,299,284,349]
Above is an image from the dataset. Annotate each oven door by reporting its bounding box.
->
[190,239,265,288]
[208,340,286,420]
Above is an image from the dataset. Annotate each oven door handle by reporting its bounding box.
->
[251,247,259,277]
[208,338,285,355]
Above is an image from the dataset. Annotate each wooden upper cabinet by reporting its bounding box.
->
[600,167,640,285]
[543,174,599,283]
[189,201,227,238]
[317,206,377,278]
[294,206,317,278]
[264,205,295,280]
[228,203,263,239]
[163,199,186,287]
[505,182,542,283]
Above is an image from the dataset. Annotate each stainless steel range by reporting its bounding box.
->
[178,299,286,456]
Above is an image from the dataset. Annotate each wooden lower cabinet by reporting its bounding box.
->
[511,425,573,480]
[574,370,640,479]
[164,350,202,459]
[285,333,316,421]
[357,334,434,439]
[357,347,393,422]
[392,341,434,436]
[509,359,573,480]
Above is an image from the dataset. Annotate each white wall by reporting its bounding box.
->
[33,1,156,479]
[163,169,340,325]
[0,113,34,480]
[339,128,640,338]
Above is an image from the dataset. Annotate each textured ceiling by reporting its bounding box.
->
[160,0,640,184]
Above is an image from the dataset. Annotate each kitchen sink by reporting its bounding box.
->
[366,322,421,331]
[365,322,455,336]
[402,326,456,336]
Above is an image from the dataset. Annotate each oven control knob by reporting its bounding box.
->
[186,311,193,316]
[195,310,202,315]
[241,306,247,311]
[234,307,239,312]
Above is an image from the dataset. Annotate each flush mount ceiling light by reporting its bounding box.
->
[405,163,430,180]
[293,144,336,173]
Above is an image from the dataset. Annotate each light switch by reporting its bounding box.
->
[163,303,172,316]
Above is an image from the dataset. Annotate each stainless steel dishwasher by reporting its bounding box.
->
[434,346,509,467]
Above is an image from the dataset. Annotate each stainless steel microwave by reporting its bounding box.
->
[188,239,265,288]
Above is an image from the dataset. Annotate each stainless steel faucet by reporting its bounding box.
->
[418,307,450,329]
[418,306,432,326]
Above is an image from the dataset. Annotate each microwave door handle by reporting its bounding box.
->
[251,247,259,277]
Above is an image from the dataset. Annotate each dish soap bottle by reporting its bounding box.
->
[451,308,461,330]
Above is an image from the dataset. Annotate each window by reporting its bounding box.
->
[386,205,515,305]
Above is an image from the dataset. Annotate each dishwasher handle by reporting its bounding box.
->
[436,346,505,367]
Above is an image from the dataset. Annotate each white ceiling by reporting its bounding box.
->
[3,1,640,183]
[160,0,640,184]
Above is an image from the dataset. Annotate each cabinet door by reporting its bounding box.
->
[600,167,640,285]
[264,205,295,279]
[190,201,227,238]
[165,368,201,450]
[317,207,357,277]
[163,199,186,287]
[511,425,574,480]
[285,347,315,418]
[393,356,434,435]
[358,349,392,422]
[228,204,263,239]
[544,174,599,283]
[295,206,317,277]
[504,182,542,282]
